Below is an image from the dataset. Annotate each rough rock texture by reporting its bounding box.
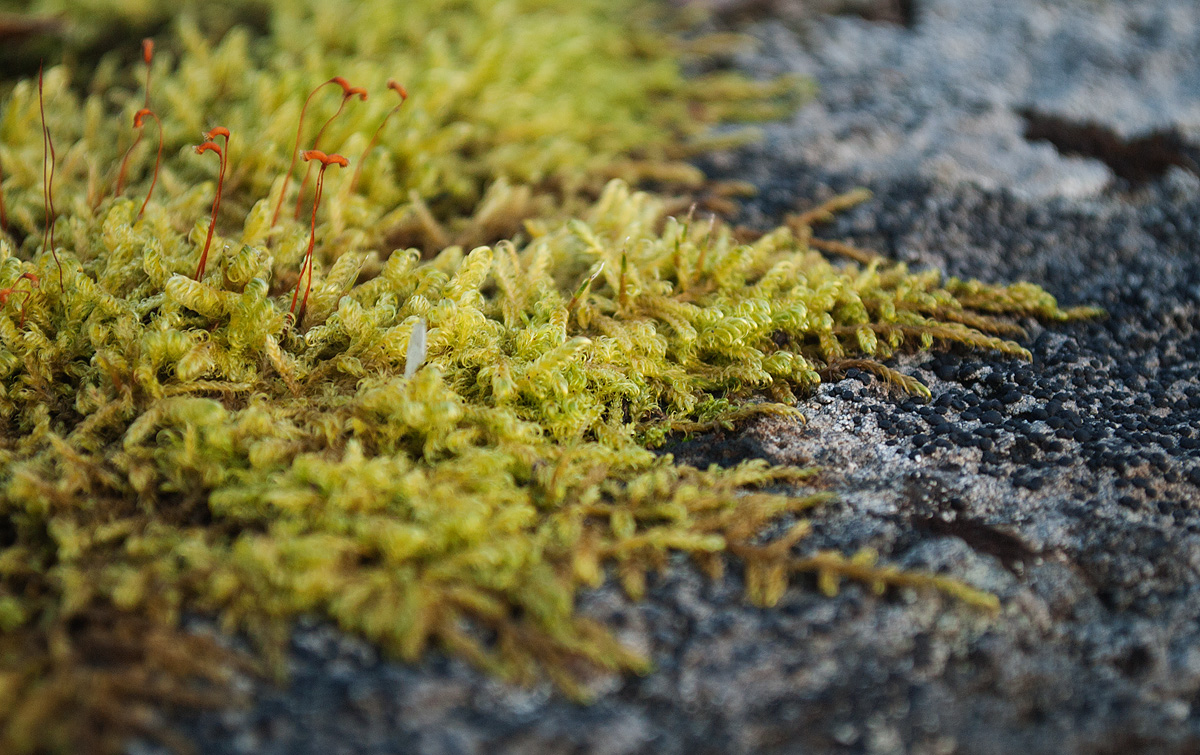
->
[133,1,1200,753]
[711,0,1200,198]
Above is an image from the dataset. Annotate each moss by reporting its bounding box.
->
[2,0,807,253]
[0,2,1096,752]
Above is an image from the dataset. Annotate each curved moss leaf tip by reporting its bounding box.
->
[0,1,1088,751]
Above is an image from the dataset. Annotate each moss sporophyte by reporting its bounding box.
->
[0,1,1100,752]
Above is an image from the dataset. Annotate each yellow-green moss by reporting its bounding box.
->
[1,0,807,254]
[0,2,1096,753]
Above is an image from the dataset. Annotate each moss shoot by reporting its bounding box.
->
[0,1,1097,752]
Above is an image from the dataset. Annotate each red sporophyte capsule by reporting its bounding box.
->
[272,77,367,230]
[116,38,156,199]
[289,151,349,326]
[351,79,410,194]
[194,128,231,281]
[328,77,370,106]
[141,39,154,111]
[300,150,349,168]
[292,80,368,220]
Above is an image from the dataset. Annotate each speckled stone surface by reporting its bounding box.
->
[711,0,1200,198]
[132,1,1200,753]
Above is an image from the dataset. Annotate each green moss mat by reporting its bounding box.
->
[0,2,1095,752]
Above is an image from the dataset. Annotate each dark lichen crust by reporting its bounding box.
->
[0,1,1094,752]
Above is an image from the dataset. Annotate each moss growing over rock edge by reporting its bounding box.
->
[0,2,1097,752]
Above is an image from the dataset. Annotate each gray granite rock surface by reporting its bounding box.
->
[132,1,1200,753]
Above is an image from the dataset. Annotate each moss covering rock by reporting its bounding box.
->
[0,1,1095,752]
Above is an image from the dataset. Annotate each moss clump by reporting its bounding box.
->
[0,2,1096,753]
[1,0,806,253]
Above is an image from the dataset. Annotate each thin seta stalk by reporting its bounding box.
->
[292,79,367,220]
[133,108,163,219]
[270,76,364,230]
[194,127,230,281]
[290,150,348,327]
[115,39,155,198]
[350,79,408,194]
[38,64,63,292]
